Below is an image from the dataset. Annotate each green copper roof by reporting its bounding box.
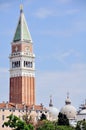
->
[13,7,32,43]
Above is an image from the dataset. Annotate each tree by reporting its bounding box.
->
[56,125,75,130]
[3,114,34,130]
[36,120,75,130]
[36,120,56,130]
[58,112,69,126]
[76,119,86,130]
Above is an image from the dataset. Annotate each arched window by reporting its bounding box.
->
[19,61,20,67]
[24,61,25,67]
[2,115,5,120]
[23,61,33,68]
[12,61,20,68]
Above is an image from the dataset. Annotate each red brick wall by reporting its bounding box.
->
[12,43,33,53]
[9,76,35,105]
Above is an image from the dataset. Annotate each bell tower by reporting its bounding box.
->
[9,6,35,105]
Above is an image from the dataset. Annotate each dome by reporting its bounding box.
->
[79,100,86,114]
[61,104,77,119]
[61,94,77,119]
[80,109,86,114]
[48,106,59,118]
[48,96,59,120]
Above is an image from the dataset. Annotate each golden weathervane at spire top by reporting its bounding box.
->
[20,4,23,12]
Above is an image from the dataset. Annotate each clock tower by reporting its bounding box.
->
[9,6,35,105]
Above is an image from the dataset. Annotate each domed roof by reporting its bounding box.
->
[79,100,86,114]
[48,96,59,119]
[80,109,86,114]
[61,94,77,119]
[61,104,76,119]
[48,106,59,117]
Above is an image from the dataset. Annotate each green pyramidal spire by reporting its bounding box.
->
[13,5,32,43]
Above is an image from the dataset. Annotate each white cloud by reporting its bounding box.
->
[39,18,86,37]
[74,21,86,32]
[38,49,80,66]
[34,8,79,19]
[0,68,8,73]
[0,28,14,37]
[36,63,86,108]
[39,29,74,37]
[34,8,54,18]
[0,3,11,11]
[0,1,20,11]
[56,49,80,64]
[65,9,79,15]
[0,68,9,102]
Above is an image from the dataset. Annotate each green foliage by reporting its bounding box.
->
[75,121,81,130]
[58,112,69,126]
[75,119,86,130]
[4,114,34,130]
[56,125,75,130]
[36,120,56,130]
[36,120,75,130]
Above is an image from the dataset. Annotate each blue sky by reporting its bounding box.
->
[0,0,86,110]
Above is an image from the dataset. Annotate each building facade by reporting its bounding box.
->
[9,6,35,105]
[0,102,48,130]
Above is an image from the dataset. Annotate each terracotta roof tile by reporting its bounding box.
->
[0,102,48,111]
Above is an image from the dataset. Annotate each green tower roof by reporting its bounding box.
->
[13,6,32,43]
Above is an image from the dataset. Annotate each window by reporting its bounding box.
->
[2,109,4,111]
[36,110,39,113]
[24,61,33,68]
[19,110,20,112]
[2,115,5,120]
[12,61,20,68]
[30,62,32,68]
[24,61,25,67]
[19,61,20,67]
[2,124,4,128]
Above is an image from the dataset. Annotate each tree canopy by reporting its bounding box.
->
[3,113,81,130]
[4,114,34,130]
[75,119,86,130]
[36,120,56,130]
[58,112,69,126]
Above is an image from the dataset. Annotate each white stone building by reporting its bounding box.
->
[0,102,48,130]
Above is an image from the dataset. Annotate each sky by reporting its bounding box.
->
[0,0,86,110]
